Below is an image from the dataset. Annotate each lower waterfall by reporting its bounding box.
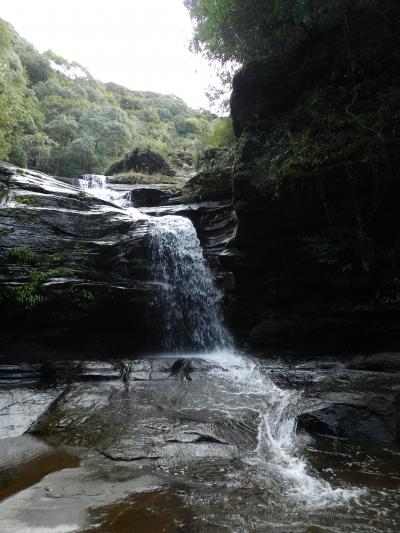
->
[148,215,232,352]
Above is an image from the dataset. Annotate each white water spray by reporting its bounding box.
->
[79,174,131,208]
[148,215,232,352]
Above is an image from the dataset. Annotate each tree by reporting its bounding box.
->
[205,117,235,148]
[15,37,51,84]
[20,133,54,171]
[0,19,11,53]
[184,0,384,65]
[0,15,216,177]
[66,135,96,174]
[176,117,202,135]
[78,104,132,165]
[46,115,78,144]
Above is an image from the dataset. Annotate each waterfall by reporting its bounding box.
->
[79,174,130,207]
[77,174,361,511]
[79,174,232,352]
[148,215,232,352]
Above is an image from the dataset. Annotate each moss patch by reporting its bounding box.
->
[111,172,186,189]
[242,78,400,198]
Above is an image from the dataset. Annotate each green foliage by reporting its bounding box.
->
[12,268,68,310]
[76,190,87,200]
[176,117,202,135]
[16,194,43,206]
[73,288,95,310]
[108,172,186,188]
[5,243,74,309]
[203,117,235,148]
[0,19,12,53]
[185,0,387,64]
[13,281,45,310]
[248,78,400,197]
[8,246,34,265]
[0,17,217,177]
[301,234,348,268]
[184,146,234,201]
[51,251,65,264]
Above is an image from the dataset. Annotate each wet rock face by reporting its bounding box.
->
[0,163,237,354]
[140,202,237,261]
[298,404,396,442]
[0,165,151,354]
[182,148,234,203]
[264,354,400,442]
[227,2,400,352]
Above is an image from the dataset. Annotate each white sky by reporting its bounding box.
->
[0,0,221,110]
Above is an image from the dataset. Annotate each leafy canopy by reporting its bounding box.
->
[185,0,381,64]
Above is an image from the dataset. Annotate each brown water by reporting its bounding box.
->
[0,353,399,532]
[0,435,79,501]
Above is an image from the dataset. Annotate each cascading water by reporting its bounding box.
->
[79,174,232,352]
[79,173,131,207]
[148,215,232,352]
[78,174,361,512]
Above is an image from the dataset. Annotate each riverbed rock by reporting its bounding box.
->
[121,185,175,207]
[298,401,397,442]
[284,356,400,441]
[0,164,151,355]
[348,353,400,373]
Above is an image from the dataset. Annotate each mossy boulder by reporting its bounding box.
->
[106,148,175,177]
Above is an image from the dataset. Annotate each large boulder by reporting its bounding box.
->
[122,185,175,207]
[106,148,175,177]
[298,398,397,442]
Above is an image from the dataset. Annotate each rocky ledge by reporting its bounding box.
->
[0,163,237,355]
[0,164,151,356]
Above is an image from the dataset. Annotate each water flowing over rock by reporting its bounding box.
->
[79,173,233,352]
[148,215,232,352]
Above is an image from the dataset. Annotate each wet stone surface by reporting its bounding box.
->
[0,353,399,532]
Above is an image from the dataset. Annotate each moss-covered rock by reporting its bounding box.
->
[182,147,234,202]
[106,148,175,177]
[227,0,400,352]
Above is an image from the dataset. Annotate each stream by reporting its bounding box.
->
[0,176,399,532]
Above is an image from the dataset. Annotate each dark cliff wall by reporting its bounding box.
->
[227,1,400,352]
